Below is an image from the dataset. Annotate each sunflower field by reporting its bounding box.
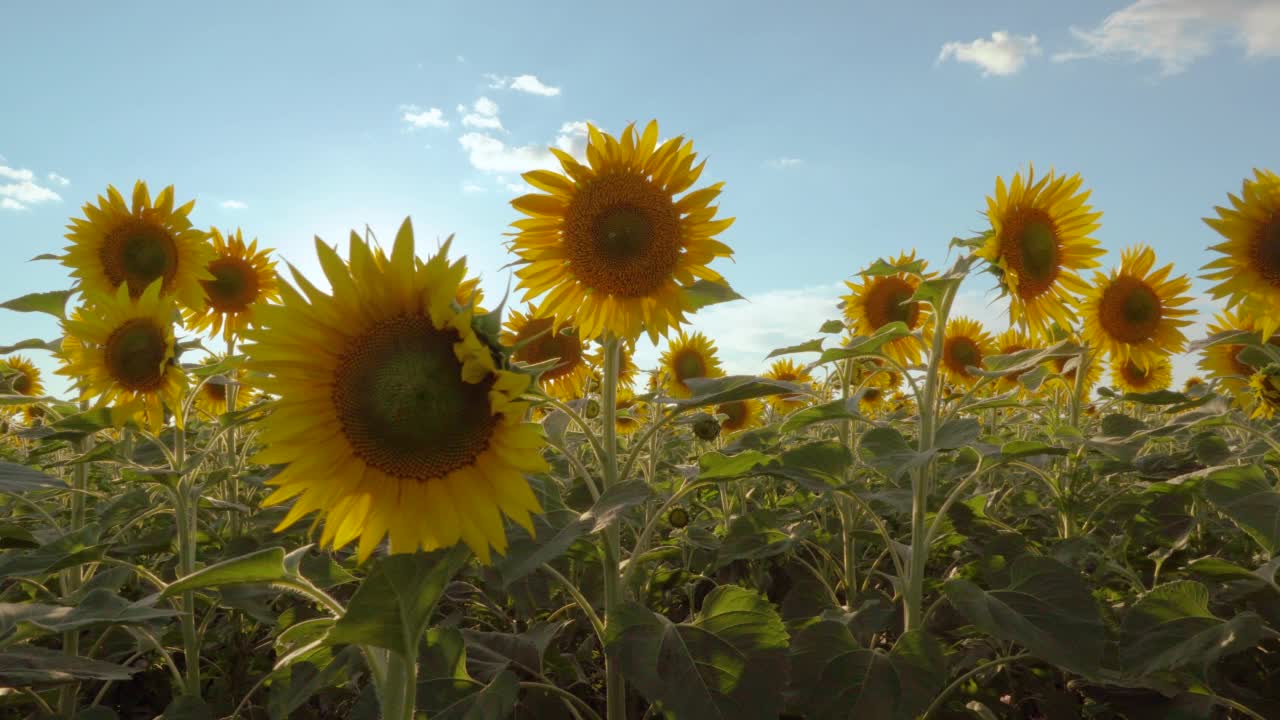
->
[2,122,1280,720]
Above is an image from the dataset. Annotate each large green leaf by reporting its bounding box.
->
[0,645,135,685]
[605,585,790,720]
[779,397,862,434]
[766,338,825,359]
[677,375,811,408]
[698,450,775,481]
[433,669,519,720]
[327,546,470,658]
[682,279,745,311]
[859,427,933,478]
[943,556,1104,675]
[162,546,299,596]
[814,323,910,364]
[1119,581,1265,677]
[0,588,175,636]
[0,290,72,318]
[1199,464,1280,555]
[716,510,803,569]
[0,338,62,354]
[0,460,63,493]
[0,524,105,580]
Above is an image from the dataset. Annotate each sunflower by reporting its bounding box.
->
[940,316,995,387]
[1081,245,1195,370]
[1182,376,1205,393]
[1,355,45,422]
[763,358,814,413]
[192,358,258,420]
[1198,309,1279,404]
[615,389,647,435]
[185,228,279,343]
[716,399,761,434]
[842,252,932,365]
[1111,356,1172,394]
[63,181,213,310]
[508,120,735,343]
[1249,364,1280,420]
[456,276,485,311]
[1050,352,1103,394]
[1203,168,1280,339]
[502,308,591,401]
[59,281,185,432]
[589,340,640,393]
[245,220,547,563]
[659,331,724,398]
[858,386,888,416]
[992,328,1035,392]
[979,166,1105,338]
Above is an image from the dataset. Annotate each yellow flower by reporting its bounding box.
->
[841,252,932,365]
[1249,364,1280,420]
[941,316,995,387]
[1050,352,1103,394]
[1203,168,1280,339]
[1198,308,1278,403]
[63,181,213,311]
[979,166,1104,338]
[659,331,724,399]
[502,308,591,401]
[1111,356,1173,394]
[615,389,647,435]
[1,355,45,422]
[716,399,761,434]
[589,341,640,392]
[992,328,1036,392]
[509,120,734,343]
[763,358,814,414]
[245,219,547,563]
[192,358,258,420]
[1081,245,1195,370]
[185,228,279,343]
[58,281,186,432]
[456,276,485,312]
[1182,376,1205,392]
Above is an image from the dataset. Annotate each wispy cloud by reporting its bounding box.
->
[0,162,63,211]
[459,97,504,131]
[1054,0,1280,75]
[47,172,70,186]
[483,73,562,96]
[458,121,589,175]
[938,31,1043,76]
[462,183,487,194]
[400,105,449,129]
[766,157,803,169]
[221,199,248,209]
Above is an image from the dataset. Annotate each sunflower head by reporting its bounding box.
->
[192,357,258,420]
[58,281,185,432]
[508,120,735,343]
[2,355,44,397]
[615,389,647,435]
[1182,376,1206,393]
[185,228,279,342]
[63,181,213,311]
[979,165,1104,339]
[716,398,762,434]
[659,331,724,398]
[858,386,888,416]
[941,316,995,386]
[763,358,814,413]
[1082,244,1195,370]
[589,340,640,393]
[1249,364,1280,420]
[841,252,932,365]
[1199,308,1280,405]
[1203,168,1280,339]
[992,328,1036,392]
[245,219,548,564]
[1111,356,1173,394]
[502,308,591,401]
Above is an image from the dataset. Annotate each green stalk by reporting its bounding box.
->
[58,421,92,717]
[599,335,627,720]
[226,337,242,538]
[836,359,858,608]
[379,650,419,720]
[172,425,202,697]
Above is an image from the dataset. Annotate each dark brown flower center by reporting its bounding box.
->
[864,276,920,329]
[1099,276,1162,344]
[1000,207,1061,299]
[104,319,169,392]
[512,316,583,383]
[100,219,178,297]
[203,257,261,312]
[564,172,682,297]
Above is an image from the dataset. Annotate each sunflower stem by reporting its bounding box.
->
[172,425,202,698]
[837,358,858,608]
[58,410,92,717]
[599,334,627,720]
[379,648,420,720]
[227,337,242,538]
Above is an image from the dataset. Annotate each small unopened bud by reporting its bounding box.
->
[667,507,690,528]
[692,414,720,441]
[584,398,601,419]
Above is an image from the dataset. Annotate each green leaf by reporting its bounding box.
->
[815,322,910,364]
[605,585,790,720]
[0,290,72,318]
[1189,432,1231,466]
[683,279,745,311]
[1122,390,1190,406]
[698,450,775,481]
[943,556,1104,675]
[935,417,980,450]
[1200,464,1280,555]
[861,256,927,277]
[434,669,519,720]
[819,319,846,334]
[716,510,803,568]
[779,397,862,434]
[163,546,296,596]
[677,375,811,407]
[0,460,63,493]
[0,588,175,636]
[770,441,852,491]
[766,338,825,359]
[0,338,62,354]
[327,546,470,658]
[582,480,652,533]
[0,393,57,406]
[859,427,933,478]
[0,525,105,580]
[1119,581,1265,677]
[268,647,359,720]
[0,645,135,685]
[161,695,214,720]
[999,440,1068,460]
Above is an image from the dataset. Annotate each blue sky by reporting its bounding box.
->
[3,0,1278,395]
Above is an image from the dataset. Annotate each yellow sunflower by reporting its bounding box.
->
[979,166,1105,338]
[615,389,647,435]
[659,331,724,398]
[763,358,814,414]
[63,181,213,310]
[192,358,258,420]
[245,219,547,563]
[858,386,888,416]
[1198,308,1278,403]
[1203,168,1280,339]
[841,252,932,365]
[1111,356,1173,394]
[1081,245,1195,370]
[185,228,279,343]
[940,316,995,387]
[992,328,1036,392]
[1050,352,1103,394]
[456,276,485,311]
[1249,364,1280,420]
[509,120,735,343]
[1,355,45,422]
[1182,376,1205,393]
[59,281,186,432]
[716,398,761,434]
[589,340,640,393]
[502,308,592,401]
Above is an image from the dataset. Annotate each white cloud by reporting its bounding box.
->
[400,105,449,129]
[456,55,467,63]
[767,157,803,169]
[458,121,589,175]
[460,96,504,130]
[221,199,248,209]
[1054,0,1280,75]
[0,163,62,211]
[47,172,70,186]
[462,183,487,194]
[483,73,562,96]
[938,31,1043,76]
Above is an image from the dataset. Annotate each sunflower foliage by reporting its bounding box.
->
[2,156,1280,720]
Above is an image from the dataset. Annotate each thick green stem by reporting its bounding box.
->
[837,358,858,607]
[599,335,627,720]
[58,426,92,717]
[379,649,419,720]
[226,338,242,537]
[172,427,202,697]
